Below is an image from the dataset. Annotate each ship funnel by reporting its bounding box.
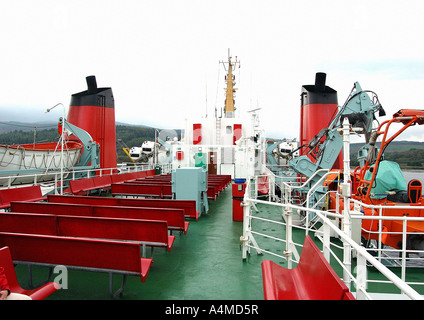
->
[315,72,326,92]
[86,75,98,94]
[299,73,342,169]
[67,75,117,171]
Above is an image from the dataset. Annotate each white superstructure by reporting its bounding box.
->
[170,53,266,179]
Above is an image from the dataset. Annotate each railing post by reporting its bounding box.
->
[401,217,408,282]
[54,174,58,195]
[283,204,293,269]
[341,117,352,289]
[241,198,250,260]
[356,252,368,300]
[323,216,331,262]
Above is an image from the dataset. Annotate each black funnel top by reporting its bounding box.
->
[70,75,114,108]
[301,72,337,105]
[86,75,98,94]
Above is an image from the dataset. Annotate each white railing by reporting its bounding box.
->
[0,162,164,194]
[241,175,424,300]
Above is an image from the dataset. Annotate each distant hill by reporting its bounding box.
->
[0,121,57,133]
[0,121,151,134]
[350,141,424,169]
[0,121,167,163]
[350,141,424,154]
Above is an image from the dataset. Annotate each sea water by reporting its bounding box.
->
[403,170,424,185]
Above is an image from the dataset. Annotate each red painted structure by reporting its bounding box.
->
[67,76,117,170]
[299,73,342,169]
[261,236,355,300]
[0,246,59,300]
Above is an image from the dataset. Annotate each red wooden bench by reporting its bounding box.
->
[91,206,188,235]
[135,173,229,200]
[12,200,188,234]
[261,236,355,300]
[92,175,112,191]
[0,185,46,210]
[110,172,138,184]
[144,169,156,176]
[47,194,199,221]
[69,178,96,195]
[112,182,172,198]
[47,195,199,221]
[69,171,153,195]
[208,174,231,187]
[110,170,154,184]
[0,246,59,300]
[12,201,93,216]
[0,232,153,298]
[69,175,113,195]
[6,206,175,256]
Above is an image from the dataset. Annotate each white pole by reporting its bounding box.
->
[341,117,352,288]
[46,103,65,195]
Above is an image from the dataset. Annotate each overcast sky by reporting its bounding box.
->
[0,0,423,141]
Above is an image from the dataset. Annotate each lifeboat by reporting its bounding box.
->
[0,141,83,172]
[327,109,424,250]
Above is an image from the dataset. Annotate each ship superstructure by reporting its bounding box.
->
[171,52,266,179]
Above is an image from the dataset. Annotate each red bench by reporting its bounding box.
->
[136,173,230,200]
[110,170,154,184]
[69,171,154,195]
[0,232,153,297]
[91,206,187,235]
[12,201,93,216]
[12,200,188,235]
[208,174,231,187]
[47,194,199,221]
[92,175,112,191]
[0,246,59,300]
[69,175,113,195]
[112,182,172,198]
[6,206,175,256]
[69,178,96,195]
[110,172,137,184]
[0,185,46,210]
[261,236,355,300]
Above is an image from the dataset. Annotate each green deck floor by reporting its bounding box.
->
[17,186,285,300]
[13,184,424,301]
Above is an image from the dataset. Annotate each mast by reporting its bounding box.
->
[220,49,240,118]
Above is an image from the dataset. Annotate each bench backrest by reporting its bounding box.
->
[69,178,96,194]
[112,183,170,197]
[0,232,143,274]
[0,185,44,208]
[47,194,197,219]
[0,246,21,293]
[130,180,171,184]
[0,212,169,245]
[110,172,139,184]
[0,212,57,235]
[56,215,169,245]
[11,201,93,216]
[13,199,184,229]
[93,175,112,187]
[91,206,185,229]
[297,235,350,300]
[48,194,192,210]
[117,198,196,218]
[48,194,118,206]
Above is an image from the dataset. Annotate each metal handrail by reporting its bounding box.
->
[241,184,424,300]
